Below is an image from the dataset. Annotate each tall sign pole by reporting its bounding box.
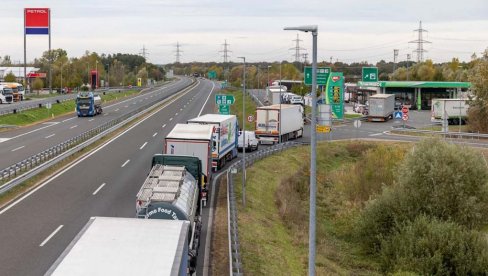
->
[48,8,52,93]
[24,10,26,89]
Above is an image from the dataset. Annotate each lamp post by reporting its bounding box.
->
[266,65,271,103]
[95,60,98,89]
[237,56,246,207]
[106,63,110,87]
[284,25,318,276]
[279,61,282,143]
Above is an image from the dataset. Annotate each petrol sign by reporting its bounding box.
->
[25,8,50,35]
[325,72,344,119]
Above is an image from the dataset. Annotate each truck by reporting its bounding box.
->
[45,217,191,276]
[76,91,102,117]
[0,82,25,101]
[255,104,304,144]
[0,85,13,104]
[367,94,395,122]
[164,123,214,204]
[431,98,469,125]
[187,114,238,171]
[136,154,204,275]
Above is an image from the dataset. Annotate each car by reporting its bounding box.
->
[290,95,304,105]
[238,130,259,152]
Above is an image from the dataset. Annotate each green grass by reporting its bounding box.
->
[345,113,363,119]
[232,141,395,275]
[0,90,140,127]
[222,88,257,130]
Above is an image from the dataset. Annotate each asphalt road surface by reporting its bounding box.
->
[0,78,193,170]
[0,78,219,275]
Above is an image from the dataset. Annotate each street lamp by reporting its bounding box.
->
[237,56,246,207]
[266,65,271,103]
[284,24,318,276]
[279,61,282,143]
[95,60,99,89]
[106,63,110,87]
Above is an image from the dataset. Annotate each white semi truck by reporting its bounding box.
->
[45,217,191,276]
[187,114,238,171]
[255,104,304,144]
[367,94,395,122]
[431,98,469,125]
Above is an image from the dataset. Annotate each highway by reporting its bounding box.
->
[0,78,193,170]
[0,78,219,275]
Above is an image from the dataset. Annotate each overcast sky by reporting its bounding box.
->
[2,0,487,65]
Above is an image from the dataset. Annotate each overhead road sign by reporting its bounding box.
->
[362,67,378,82]
[304,66,330,85]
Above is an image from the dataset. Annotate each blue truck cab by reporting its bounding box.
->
[76,92,102,117]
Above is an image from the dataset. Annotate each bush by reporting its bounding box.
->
[380,215,488,275]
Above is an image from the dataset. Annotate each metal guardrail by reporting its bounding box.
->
[227,141,304,276]
[391,128,488,140]
[0,81,196,194]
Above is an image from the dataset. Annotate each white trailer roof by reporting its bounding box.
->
[257,104,298,110]
[47,217,189,276]
[188,113,235,124]
[370,94,394,99]
[166,123,214,140]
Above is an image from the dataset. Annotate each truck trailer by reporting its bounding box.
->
[76,92,102,117]
[45,217,191,276]
[431,98,469,125]
[367,94,395,122]
[164,123,214,204]
[187,114,238,171]
[255,104,304,144]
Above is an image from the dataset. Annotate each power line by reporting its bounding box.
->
[219,40,231,63]
[290,34,305,62]
[175,42,183,63]
[409,21,431,62]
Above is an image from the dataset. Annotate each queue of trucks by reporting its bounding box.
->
[255,104,304,144]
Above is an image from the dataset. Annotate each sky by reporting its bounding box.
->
[1,0,487,65]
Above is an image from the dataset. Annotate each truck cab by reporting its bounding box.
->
[0,85,13,104]
[76,92,102,117]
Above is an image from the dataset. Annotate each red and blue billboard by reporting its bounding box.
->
[24,8,50,35]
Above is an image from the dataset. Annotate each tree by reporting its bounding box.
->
[4,72,16,82]
[467,48,488,132]
[32,77,44,95]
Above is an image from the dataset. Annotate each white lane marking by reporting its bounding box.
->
[70,125,78,129]
[124,105,128,108]
[11,146,25,152]
[180,108,183,111]
[145,97,148,100]
[0,138,11,143]
[121,159,130,167]
[139,142,148,150]
[103,113,108,116]
[153,132,158,137]
[45,134,55,139]
[369,133,383,137]
[39,225,63,247]
[42,122,59,125]
[162,124,166,128]
[198,82,216,116]
[92,183,106,195]
[0,80,199,216]
[62,117,76,123]
[88,118,95,122]
[169,117,173,121]
[114,108,119,112]
[175,113,178,116]
[133,102,137,105]
[7,122,60,140]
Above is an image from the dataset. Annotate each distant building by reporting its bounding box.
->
[0,67,41,82]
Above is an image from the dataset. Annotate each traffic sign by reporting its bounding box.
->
[218,105,230,115]
[402,113,409,121]
[362,67,378,82]
[208,70,217,79]
[216,94,235,105]
[316,125,331,133]
[394,111,402,119]
[46,102,52,109]
[247,115,254,122]
[402,106,409,114]
[304,67,330,85]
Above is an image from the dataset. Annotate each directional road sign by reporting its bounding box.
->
[394,111,402,120]
[208,70,217,79]
[216,94,235,105]
[353,120,362,128]
[218,104,230,115]
[362,67,378,82]
[304,67,330,85]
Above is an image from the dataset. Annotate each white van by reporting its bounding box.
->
[238,131,259,152]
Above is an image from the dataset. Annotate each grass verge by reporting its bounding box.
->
[211,176,230,276]
[221,88,257,130]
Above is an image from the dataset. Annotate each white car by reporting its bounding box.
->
[238,131,259,152]
[290,95,304,105]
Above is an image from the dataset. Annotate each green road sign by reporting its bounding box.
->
[208,70,217,79]
[216,94,235,105]
[325,72,344,119]
[218,104,230,115]
[304,67,330,85]
[362,67,378,82]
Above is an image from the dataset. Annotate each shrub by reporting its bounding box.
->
[380,215,488,275]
